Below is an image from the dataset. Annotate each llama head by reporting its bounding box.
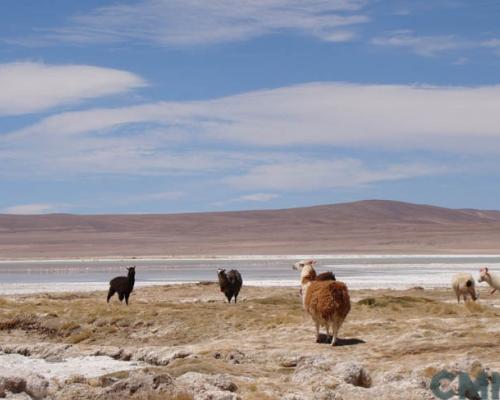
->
[478,267,489,282]
[127,266,136,278]
[466,279,477,301]
[217,268,228,282]
[292,259,316,271]
[293,260,317,284]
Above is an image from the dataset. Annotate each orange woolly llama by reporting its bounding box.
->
[293,260,350,346]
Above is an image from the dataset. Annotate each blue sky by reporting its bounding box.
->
[1,0,500,214]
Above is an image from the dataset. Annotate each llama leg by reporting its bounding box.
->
[315,321,320,342]
[330,321,339,346]
[456,293,460,304]
[107,288,115,303]
[125,293,130,305]
[118,293,125,302]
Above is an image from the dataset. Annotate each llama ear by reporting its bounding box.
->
[485,267,489,272]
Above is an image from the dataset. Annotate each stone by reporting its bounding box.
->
[176,372,239,400]
[25,374,49,399]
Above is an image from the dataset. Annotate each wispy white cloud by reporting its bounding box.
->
[237,193,280,202]
[3,81,499,192]
[481,38,500,55]
[371,31,464,56]
[452,56,468,65]
[2,203,63,215]
[114,191,185,206]
[320,30,358,43]
[0,62,146,116]
[213,193,280,207]
[7,81,500,151]
[14,0,369,47]
[224,159,446,191]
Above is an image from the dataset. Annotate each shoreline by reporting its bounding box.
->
[0,281,482,296]
[1,253,500,263]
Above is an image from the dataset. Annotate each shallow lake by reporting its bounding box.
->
[1,255,499,295]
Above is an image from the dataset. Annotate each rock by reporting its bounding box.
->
[132,347,191,366]
[211,375,238,392]
[291,356,372,399]
[335,363,372,388]
[92,346,132,361]
[225,350,245,365]
[0,376,26,394]
[282,395,303,400]
[64,374,87,385]
[176,372,239,400]
[104,370,175,397]
[0,343,71,360]
[25,374,49,399]
[279,355,302,368]
[3,393,32,399]
[212,350,245,364]
[0,371,48,400]
[312,390,344,400]
[196,390,240,400]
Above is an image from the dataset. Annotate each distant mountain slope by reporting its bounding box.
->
[1,200,499,258]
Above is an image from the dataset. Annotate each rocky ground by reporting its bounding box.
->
[0,283,499,399]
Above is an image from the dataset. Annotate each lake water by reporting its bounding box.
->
[0,255,499,295]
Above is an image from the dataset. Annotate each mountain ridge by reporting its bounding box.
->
[1,200,499,258]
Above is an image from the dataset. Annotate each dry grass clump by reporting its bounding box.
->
[463,299,498,315]
[69,329,94,344]
[0,297,11,306]
[357,295,435,308]
[0,313,58,336]
[0,287,305,346]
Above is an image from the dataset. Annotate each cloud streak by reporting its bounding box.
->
[371,31,464,56]
[8,82,500,151]
[15,0,369,47]
[224,159,446,191]
[3,81,498,195]
[2,203,63,215]
[0,62,146,116]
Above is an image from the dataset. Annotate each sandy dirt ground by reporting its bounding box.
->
[0,284,499,399]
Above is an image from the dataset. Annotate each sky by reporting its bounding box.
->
[1,0,500,214]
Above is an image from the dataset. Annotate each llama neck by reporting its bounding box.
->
[300,265,316,305]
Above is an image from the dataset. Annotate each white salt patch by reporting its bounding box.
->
[0,354,142,380]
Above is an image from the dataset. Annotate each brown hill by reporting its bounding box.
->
[1,200,499,258]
